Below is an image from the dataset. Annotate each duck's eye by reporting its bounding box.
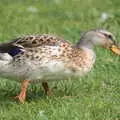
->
[107,34,113,40]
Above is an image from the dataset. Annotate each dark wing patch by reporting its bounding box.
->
[8,47,23,56]
[0,43,24,57]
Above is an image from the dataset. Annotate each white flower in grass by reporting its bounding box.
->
[37,110,48,120]
[99,12,109,23]
[54,0,61,4]
[27,6,38,13]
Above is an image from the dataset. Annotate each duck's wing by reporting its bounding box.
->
[9,34,70,48]
[0,34,71,57]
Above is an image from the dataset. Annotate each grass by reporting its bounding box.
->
[0,0,120,119]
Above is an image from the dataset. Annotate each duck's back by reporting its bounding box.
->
[9,34,71,48]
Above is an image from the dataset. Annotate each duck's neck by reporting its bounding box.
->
[76,41,94,50]
[79,46,95,57]
[73,44,96,75]
[78,43,96,65]
[76,40,94,53]
[76,36,95,50]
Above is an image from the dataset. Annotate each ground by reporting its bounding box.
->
[0,0,120,120]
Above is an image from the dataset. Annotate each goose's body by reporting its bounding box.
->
[0,29,117,103]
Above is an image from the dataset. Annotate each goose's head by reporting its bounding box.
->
[77,29,118,53]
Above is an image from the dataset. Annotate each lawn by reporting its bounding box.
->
[0,0,120,120]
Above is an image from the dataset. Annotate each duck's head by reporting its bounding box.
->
[77,29,119,54]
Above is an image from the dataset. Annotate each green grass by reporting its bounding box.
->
[0,0,120,119]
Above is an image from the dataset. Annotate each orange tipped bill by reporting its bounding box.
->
[110,45,120,55]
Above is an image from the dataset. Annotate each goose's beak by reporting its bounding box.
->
[110,45,120,55]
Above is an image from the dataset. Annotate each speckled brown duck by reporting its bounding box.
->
[0,29,119,103]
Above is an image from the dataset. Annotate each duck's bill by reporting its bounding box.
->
[110,45,120,55]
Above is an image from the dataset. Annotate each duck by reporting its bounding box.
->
[0,29,118,103]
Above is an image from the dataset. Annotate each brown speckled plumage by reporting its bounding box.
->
[10,34,70,47]
[0,29,117,103]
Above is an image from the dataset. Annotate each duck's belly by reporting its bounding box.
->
[27,62,78,81]
[1,59,92,82]
[24,60,90,81]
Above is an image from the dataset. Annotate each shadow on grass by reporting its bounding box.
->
[0,82,49,105]
[0,79,83,105]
